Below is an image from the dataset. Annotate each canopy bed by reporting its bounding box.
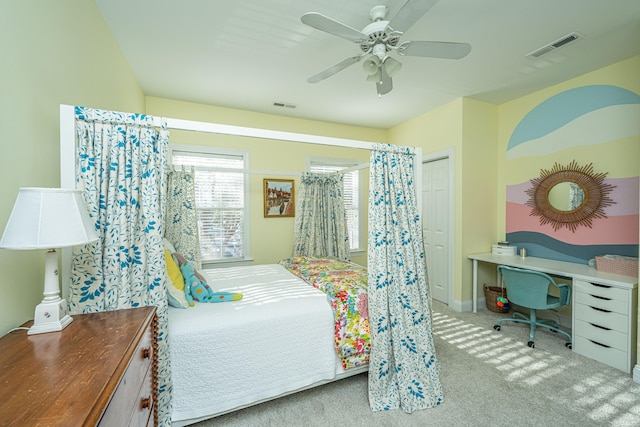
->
[59,104,441,426]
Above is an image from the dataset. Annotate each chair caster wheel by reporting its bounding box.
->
[493,325,501,331]
[527,341,535,348]
[565,342,572,349]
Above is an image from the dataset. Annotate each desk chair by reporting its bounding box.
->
[493,265,572,349]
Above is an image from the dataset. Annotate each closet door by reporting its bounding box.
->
[422,158,450,304]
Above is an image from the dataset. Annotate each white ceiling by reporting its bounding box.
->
[95,0,640,129]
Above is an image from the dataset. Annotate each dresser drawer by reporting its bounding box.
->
[129,366,154,427]
[574,280,629,306]
[573,303,628,334]
[99,321,154,426]
[573,289,628,315]
[573,335,628,372]
[573,319,628,352]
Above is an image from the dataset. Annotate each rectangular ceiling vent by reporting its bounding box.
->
[527,32,583,58]
[273,102,297,109]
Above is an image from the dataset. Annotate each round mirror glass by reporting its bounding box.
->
[547,182,584,211]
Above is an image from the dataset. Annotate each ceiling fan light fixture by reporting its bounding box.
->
[301,3,470,96]
[363,56,381,75]
[383,56,402,77]
[366,70,382,82]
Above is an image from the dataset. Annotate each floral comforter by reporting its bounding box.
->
[279,256,370,369]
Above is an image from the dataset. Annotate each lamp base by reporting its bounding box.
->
[28,298,73,335]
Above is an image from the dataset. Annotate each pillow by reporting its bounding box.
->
[163,238,177,254]
[164,248,189,309]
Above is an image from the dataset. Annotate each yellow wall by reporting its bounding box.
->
[0,0,145,334]
[497,55,640,233]
[146,97,384,266]
[388,98,498,307]
[460,99,499,301]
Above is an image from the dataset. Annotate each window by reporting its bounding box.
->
[309,158,363,252]
[169,145,250,263]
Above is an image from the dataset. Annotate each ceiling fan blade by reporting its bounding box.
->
[399,41,471,59]
[376,65,393,95]
[307,55,362,83]
[301,12,365,42]
[387,0,440,33]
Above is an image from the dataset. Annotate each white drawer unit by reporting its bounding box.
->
[572,279,638,373]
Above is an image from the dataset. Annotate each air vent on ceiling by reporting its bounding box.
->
[273,102,297,109]
[527,32,583,58]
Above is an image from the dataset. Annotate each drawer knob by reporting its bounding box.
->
[141,396,151,409]
[142,347,151,359]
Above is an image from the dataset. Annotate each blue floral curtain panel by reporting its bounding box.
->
[293,172,350,260]
[367,143,443,412]
[165,168,201,269]
[70,106,173,426]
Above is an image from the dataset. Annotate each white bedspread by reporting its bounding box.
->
[169,264,339,424]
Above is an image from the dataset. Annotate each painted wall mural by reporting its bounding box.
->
[506,85,640,264]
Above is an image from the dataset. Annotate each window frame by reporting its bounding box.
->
[307,156,365,254]
[168,144,252,267]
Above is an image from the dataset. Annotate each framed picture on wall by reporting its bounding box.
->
[264,179,295,217]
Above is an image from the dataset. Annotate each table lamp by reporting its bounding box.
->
[0,188,98,335]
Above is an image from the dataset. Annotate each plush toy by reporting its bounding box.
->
[180,262,243,305]
[496,296,509,309]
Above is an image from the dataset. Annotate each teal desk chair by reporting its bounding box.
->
[493,265,572,349]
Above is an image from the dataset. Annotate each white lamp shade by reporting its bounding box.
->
[383,57,402,77]
[0,188,98,250]
[362,57,381,76]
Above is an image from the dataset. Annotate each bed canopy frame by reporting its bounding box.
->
[59,104,437,420]
[58,103,422,293]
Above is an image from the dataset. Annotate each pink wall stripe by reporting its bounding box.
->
[506,202,639,245]
[506,177,639,216]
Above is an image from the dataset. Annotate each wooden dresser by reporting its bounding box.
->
[0,306,158,426]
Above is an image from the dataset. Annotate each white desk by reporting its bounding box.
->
[469,252,638,373]
[469,252,637,313]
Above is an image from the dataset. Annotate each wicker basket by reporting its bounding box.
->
[595,256,638,277]
[484,284,509,313]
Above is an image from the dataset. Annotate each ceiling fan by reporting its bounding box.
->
[301,0,471,96]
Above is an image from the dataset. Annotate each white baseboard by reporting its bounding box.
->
[633,365,640,383]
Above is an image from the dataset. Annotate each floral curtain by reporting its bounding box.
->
[367,143,443,412]
[293,172,350,260]
[69,106,173,426]
[165,168,201,269]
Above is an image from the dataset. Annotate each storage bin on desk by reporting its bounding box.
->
[595,256,638,277]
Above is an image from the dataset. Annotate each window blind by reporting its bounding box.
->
[172,151,245,261]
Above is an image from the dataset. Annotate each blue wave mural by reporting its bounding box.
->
[508,85,640,151]
[506,231,638,264]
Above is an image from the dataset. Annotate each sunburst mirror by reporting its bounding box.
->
[525,160,615,232]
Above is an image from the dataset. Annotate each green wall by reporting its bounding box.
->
[0,0,145,334]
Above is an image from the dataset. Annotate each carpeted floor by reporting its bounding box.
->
[190,301,640,427]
